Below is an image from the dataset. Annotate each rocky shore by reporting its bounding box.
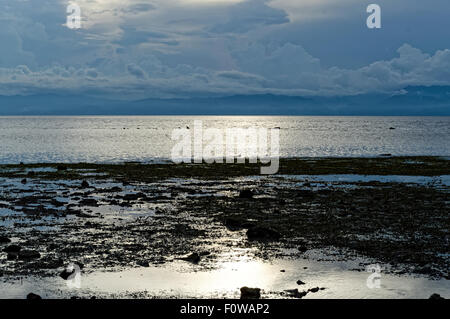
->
[0,157,448,297]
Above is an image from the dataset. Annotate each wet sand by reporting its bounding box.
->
[0,157,449,298]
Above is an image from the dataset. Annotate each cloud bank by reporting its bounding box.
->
[0,0,449,99]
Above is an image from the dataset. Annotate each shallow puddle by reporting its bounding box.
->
[1,257,448,299]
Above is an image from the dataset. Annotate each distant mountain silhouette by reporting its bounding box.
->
[1,86,449,115]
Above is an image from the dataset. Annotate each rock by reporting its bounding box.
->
[137,260,150,267]
[309,287,320,293]
[296,190,314,198]
[284,289,307,299]
[429,293,444,300]
[247,226,281,241]
[296,280,305,285]
[199,251,211,256]
[0,236,11,244]
[60,262,83,280]
[298,245,308,253]
[224,217,254,231]
[18,250,41,260]
[78,198,98,207]
[7,253,18,260]
[3,244,21,253]
[240,287,261,299]
[21,178,27,184]
[239,189,253,199]
[224,218,243,230]
[76,212,95,218]
[26,293,42,300]
[180,252,201,264]
[81,180,89,188]
[123,193,145,201]
[389,127,396,130]
[280,269,285,272]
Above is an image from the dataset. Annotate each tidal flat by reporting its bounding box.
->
[0,157,449,299]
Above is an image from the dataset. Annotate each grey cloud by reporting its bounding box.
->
[126,63,147,79]
[3,43,450,98]
[211,0,289,34]
[122,3,156,14]
[216,70,267,85]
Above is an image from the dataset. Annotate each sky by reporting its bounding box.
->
[1,0,450,100]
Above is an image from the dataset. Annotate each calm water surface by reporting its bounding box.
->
[0,116,449,163]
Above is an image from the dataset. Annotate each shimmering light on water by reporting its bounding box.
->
[0,116,449,163]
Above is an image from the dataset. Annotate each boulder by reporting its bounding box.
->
[429,293,444,300]
[26,293,42,300]
[240,287,261,299]
[247,226,281,241]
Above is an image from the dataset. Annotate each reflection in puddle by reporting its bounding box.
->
[1,258,448,299]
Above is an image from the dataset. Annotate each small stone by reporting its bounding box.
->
[7,253,18,260]
[239,189,253,199]
[60,262,83,280]
[240,287,261,299]
[137,260,150,267]
[26,293,42,300]
[3,244,21,253]
[247,226,281,241]
[280,269,285,273]
[296,280,305,285]
[199,251,211,256]
[309,287,320,293]
[0,236,11,244]
[180,252,201,264]
[21,178,27,184]
[284,289,307,298]
[298,245,308,253]
[429,293,444,300]
[18,250,41,260]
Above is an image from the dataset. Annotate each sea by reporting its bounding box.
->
[0,116,449,164]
